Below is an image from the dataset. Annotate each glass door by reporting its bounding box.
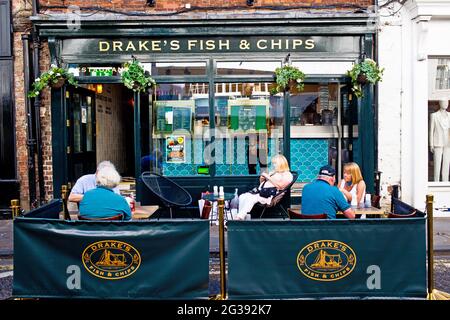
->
[66,87,96,184]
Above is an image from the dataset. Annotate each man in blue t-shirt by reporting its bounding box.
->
[79,166,131,220]
[301,165,355,219]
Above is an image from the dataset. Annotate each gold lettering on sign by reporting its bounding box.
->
[113,41,123,52]
[188,40,197,50]
[139,41,149,51]
[126,41,136,51]
[152,41,162,51]
[257,39,267,50]
[99,41,110,52]
[218,40,230,50]
[206,40,215,51]
[292,39,303,49]
[170,40,180,51]
[305,39,315,49]
[271,39,282,50]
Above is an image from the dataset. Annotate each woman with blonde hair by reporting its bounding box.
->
[339,162,366,208]
[236,154,293,220]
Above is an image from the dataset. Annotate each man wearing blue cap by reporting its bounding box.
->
[301,165,355,219]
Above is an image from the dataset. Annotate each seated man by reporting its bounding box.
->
[79,166,131,220]
[301,165,355,219]
[68,161,120,204]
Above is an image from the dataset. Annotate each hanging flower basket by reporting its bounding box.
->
[356,73,368,85]
[347,58,384,98]
[121,59,156,93]
[270,64,305,95]
[50,77,66,89]
[28,64,78,98]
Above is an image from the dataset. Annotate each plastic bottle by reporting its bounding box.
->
[230,188,239,211]
[213,186,218,196]
[365,194,371,208]
[219,186,224,199]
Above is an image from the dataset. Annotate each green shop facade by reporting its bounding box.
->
[34,16,377,209]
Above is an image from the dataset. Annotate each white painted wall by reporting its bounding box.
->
[377,15,403,202]
[379,0,450,211]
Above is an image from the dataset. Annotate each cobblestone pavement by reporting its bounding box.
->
[434,255,450,293]
[1,254,449,300]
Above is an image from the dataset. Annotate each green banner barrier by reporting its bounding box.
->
[228,219,426,299]
[13,218,209,299]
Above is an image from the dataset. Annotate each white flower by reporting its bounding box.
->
[35,91,39,95]
[35,78,40,82]
[51,64,57,68]
[296,78,302,83]
[56,73,61,76]
[49,71,54,75]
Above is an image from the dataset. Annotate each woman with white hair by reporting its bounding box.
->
[236,154,293,220]
[79,166,131,220]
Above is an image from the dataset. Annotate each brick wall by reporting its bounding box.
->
[38,0,373,12]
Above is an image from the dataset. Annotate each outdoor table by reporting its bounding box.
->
[202,192,235,223]
[337,206,386,218]
[132,205,158,220]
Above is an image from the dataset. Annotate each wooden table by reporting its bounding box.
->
[338,206,386,217]
[132,205,158,220]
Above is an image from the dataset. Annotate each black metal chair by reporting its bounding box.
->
[141,171,193,219]
[252,171,299,219]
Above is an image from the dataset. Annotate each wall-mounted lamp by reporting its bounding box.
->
[96,84,103,94]
[247,0,255,6]
[146,0,156,7]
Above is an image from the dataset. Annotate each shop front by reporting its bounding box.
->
[34,17,377,209]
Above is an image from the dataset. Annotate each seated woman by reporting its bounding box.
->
[338,162,366,208]
[236,154,293,220]
[79,165,132,220]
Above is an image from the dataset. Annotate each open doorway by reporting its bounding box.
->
[66,84,135,185]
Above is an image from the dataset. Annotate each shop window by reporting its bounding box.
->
[435,59,450,90]
[289,83,341,182]
[216,61,281,76]
[213,82,283,176]
[289,83,339,127]
[148,83,210,176]
[428,99,450,182]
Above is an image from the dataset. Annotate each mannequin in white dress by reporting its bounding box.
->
[430,99,450,181]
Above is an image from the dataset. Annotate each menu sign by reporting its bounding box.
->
[155,100,194,133]
[228,99,269,132]
[166,136,186,163]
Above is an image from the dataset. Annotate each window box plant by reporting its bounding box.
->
[28,64,78,98]
[347,58,384,98]
[271,64,306,95]
[121,59,156,93]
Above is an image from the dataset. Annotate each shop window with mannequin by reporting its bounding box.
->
[429,99,450,181]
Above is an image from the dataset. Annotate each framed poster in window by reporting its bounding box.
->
[228,99,269,132]
[154,100,194,133]
[166,135,186,163]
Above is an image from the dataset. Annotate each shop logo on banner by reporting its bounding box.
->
[82,240,141,280]
[297,240,356,282]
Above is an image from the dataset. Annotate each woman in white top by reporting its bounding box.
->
[339,162,366,208]
[236,154,293,220]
